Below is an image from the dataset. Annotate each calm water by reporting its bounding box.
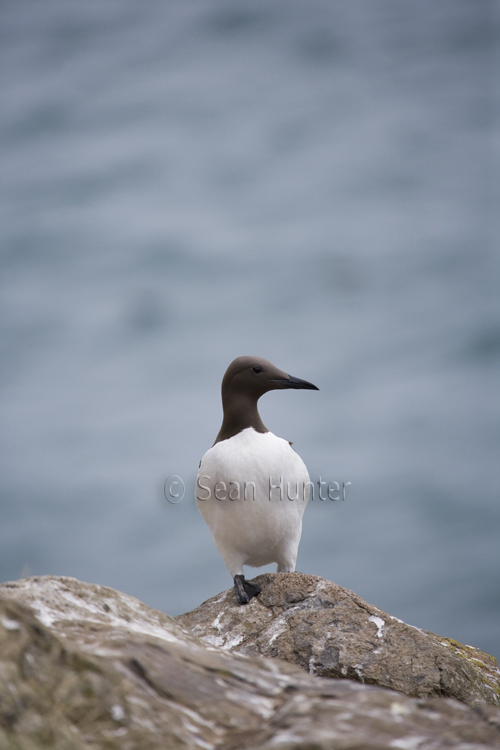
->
[1,0,499,658]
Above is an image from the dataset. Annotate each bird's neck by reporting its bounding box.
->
[214,392,268,445]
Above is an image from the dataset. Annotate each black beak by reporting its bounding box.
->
[272,374,319,391]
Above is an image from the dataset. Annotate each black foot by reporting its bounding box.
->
[234,575,261,605]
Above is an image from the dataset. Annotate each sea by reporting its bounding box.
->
[1,0,499,659]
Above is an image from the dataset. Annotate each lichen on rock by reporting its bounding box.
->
[177,571,500,708]
[1,574,499,749]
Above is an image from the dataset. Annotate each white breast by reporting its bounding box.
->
[195,428,310,577]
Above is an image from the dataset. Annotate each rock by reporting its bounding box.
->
[0,576,499,750]
[176,572,500,708]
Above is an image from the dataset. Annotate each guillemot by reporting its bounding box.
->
[196,356,319,605]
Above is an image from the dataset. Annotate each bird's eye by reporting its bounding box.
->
[252,366,262,373]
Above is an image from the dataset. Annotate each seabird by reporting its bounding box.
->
[196,356,319,604]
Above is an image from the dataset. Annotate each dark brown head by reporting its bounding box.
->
[221,355,318,399]
[215,356,319,444]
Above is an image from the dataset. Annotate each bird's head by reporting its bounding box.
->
[221,356,319,402]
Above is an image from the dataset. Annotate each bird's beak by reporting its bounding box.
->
[271,374,319,390]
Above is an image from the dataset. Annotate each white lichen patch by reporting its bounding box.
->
[267,729,303,747]
[368,615,385,639]
[224,689,276,719]
[0,577,192,647]
[210,612,224,633]
[354,664,364,682]
[264,615,289,645]
[221,631,246,650]
[390,701,412,721]
[208,592,227,607]
[28,601,58,628]
[389,736,426,749]
[181,722,215,750]
[313,579,330,594]
[101,727,128,738]
[110,704,125,722]
[1,616,21,631]
[200,633,225,648]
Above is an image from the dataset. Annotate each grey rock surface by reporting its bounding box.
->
[0,575,499,750]
[177,572,500,708]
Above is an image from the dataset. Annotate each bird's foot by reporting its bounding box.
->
[234,575,261,605]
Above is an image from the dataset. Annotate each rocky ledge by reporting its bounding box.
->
[0,575,499,750]
[177,572,500,708]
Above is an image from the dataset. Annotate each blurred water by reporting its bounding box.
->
[1,0,499,658]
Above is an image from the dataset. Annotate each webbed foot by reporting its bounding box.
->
[234,575,261,605]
